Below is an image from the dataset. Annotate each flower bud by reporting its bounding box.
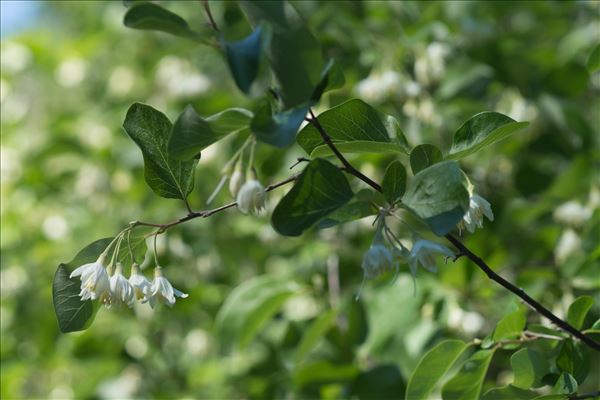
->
[236,179,266,214]
[229,168,244,198]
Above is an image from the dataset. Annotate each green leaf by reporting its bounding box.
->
[123,3,202,39]
[123,103,198,200]
[511,348,549,389]
[297,99,390,156]
[223,27,264,93]
[493,308,527,341]
[482,385,537,400]
[272,158,353,236]
[53,238,111,333]
[551,373,578,395]
[381,160,407,205]
[406,339,469,400]
[401,161,469,236]
[351,365,406,400]
[317,200,377,229]
[309,141,406,158]
[410,144,443,174]
[214,275,298,350]
[556,340,589,384]
[169,105,252,160]
[250,102,308,148]
[293,361,359,388]
[293,309,337,363]
[446,112,529,160]
[384,115,410,154]
[566,295,594,330]
[587,43,600,73]
[311,59,345,102]
[441,349,496,400]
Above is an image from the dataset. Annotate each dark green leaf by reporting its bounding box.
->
[587,43,600,73]
[169,105,252,160]
[310,141,406,158]
[556,340,589,384]
[447,112,529,160]
[406,339,469,400]
[123,103,198,200]
[441,349,496,400]
[317,200,377,229]
[53,238,111,333]
[401,161,469,236]
[410,144,443,174]
[214,275,298,350]
[293,309,337,363]
[551,373,577,395]
[311,59,345,102]
[223,26,264,93]
[482,385,537,400]
[493,308,526,341]
[297,99,390,156]
[511,348,549,389]
[250,102,308,147]
[381,160,407,205]
[272,158,353,236]
[123,3,202,39]
[566,295,593,330]
[351,365,406,400]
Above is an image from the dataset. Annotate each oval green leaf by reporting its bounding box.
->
[297,99,391,156]
[294,309,337,364]
[566,295,594,330]
[272,158,353,236]
[223,27,264,93]
[382,160,407,205]
[169,105,252,160]
[123,3,202,39]
[406,339,469,400]
[250,102,308,148]
[447,111,529,160]
[401,161,469,236]
[492,307,526,341]
[511,348,549,389]
[441,349,496,400]
[410,144,443,174]
[53,238,112,333]
[123,103,198,200]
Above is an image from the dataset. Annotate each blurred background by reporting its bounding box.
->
[1,1,599,398]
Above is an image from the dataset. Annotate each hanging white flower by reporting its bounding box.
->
[147,266,188,308]
[236,179,266,214]
[109,262,135,307]
[361,244,394,279]
[229,168,244,198]
[70,255,110,303]
[408,239,454,276]
[459,194,494,233]
[129,263,152,301]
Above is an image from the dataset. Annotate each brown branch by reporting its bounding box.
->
[201,0,219,32]
[308,110,600,352]
[132,174,298,233]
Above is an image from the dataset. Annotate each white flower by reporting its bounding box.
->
[408,239,454,276]
[555,229,581,264]
[236,179,266,214]
[229,169,244,198]
[361,244,394,279]
[459,194,494,233]
[553,201,591,227]
[109,263,135,307]
[147,267,188,308]
[129,263,152,301]
[70,255,110,303]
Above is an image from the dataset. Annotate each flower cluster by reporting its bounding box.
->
[70,258,187,308]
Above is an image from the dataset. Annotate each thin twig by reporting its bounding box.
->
[306,109,382,192]
[569,391,600,400]
[201,0,219,32]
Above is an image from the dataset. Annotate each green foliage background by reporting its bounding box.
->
[1,1,599,399]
